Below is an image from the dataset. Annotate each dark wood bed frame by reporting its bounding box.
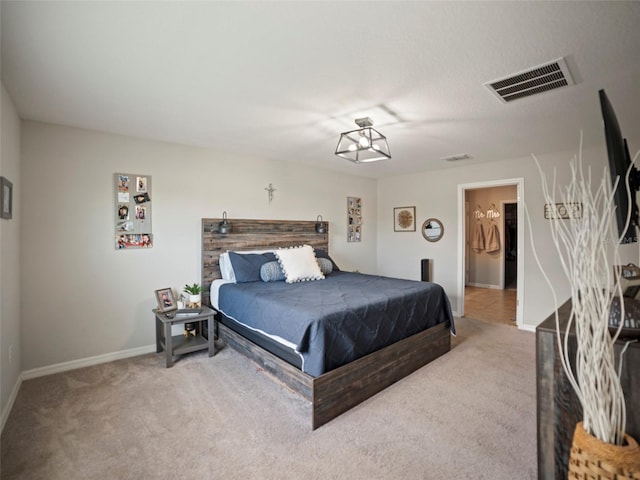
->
[202,218,451,429]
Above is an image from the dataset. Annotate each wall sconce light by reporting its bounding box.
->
[335,117,391,163]
[218,211,232,234]
[315,215,326,234]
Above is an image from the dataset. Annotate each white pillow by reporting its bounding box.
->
[219,249,277,282]
[275,245,325,284]
[219,252,235,281]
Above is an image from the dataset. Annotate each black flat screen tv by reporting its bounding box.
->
[599,89,639,244]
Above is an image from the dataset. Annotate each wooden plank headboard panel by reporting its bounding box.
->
[201,218,329,305]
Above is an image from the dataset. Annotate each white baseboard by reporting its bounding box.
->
[466,282,501,289]
[1,374,23,434]
[21,344,156,380]
[518,323,536,333]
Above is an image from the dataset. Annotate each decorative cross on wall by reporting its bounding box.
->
[265,183,276,203]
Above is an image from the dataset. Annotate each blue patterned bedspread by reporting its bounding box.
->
[218,271,454,377]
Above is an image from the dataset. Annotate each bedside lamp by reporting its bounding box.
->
[218,211,232,234]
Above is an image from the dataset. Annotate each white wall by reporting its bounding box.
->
[13,118,640,374]
[20,121,377,371]
[377,144,639,329]
[1,83,22,425]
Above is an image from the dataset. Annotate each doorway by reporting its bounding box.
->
[503,202,518,290]
[457,179,524,328]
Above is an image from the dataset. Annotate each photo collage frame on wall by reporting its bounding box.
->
[347,196,362,243]
[114,173,153,249]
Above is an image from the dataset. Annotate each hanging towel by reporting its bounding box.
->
[472,222,485,252]
[486,223,501,253]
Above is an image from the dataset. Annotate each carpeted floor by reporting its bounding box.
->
[1,317,537,479]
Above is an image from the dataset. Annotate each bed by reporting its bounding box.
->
[202,218,454,429]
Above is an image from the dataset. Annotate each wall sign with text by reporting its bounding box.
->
[544,203,582,220]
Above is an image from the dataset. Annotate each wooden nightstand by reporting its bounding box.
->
[153,306,216,367]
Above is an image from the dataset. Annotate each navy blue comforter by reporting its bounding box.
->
[218,271,454,377]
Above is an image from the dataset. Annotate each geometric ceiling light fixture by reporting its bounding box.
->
[335,117,391,163]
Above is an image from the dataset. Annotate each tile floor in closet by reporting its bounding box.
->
[464,286,517,326]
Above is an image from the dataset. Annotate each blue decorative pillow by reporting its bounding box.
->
[314,249,340,271]
[228,252,276,283]
[260,261,286,282]
[317,257,333,276]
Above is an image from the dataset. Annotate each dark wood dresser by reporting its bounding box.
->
[536,300,640,480]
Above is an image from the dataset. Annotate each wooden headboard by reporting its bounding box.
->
[201,218,329,305]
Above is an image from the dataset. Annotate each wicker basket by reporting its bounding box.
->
[568,422,640,479]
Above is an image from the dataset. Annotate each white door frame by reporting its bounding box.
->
[457,178,525,328]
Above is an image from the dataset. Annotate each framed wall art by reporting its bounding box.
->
[1,176,12,220]
[115,173,153,249]
[394,206,416,232]
[347,196,362,242]
[544,202,583,220]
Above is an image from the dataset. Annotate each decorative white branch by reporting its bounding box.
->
[526,135,639,445]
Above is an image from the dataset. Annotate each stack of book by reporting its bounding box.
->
[175,308,203,317]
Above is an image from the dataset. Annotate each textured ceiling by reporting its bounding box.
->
[2,1,640,178]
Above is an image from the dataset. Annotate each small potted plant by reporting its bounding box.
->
[183,283,202,307]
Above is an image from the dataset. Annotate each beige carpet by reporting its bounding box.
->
[1,317,537,479]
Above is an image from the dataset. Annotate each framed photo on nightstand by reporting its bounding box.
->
[155,288,177,313]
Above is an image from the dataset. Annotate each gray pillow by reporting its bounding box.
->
[260,261,286,282]
[317,257,333,276]
[314,249,340,271]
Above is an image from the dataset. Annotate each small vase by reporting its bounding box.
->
[568,422,640,479]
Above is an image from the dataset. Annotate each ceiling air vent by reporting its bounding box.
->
[442,153,470,162]
[484,57,575,103]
